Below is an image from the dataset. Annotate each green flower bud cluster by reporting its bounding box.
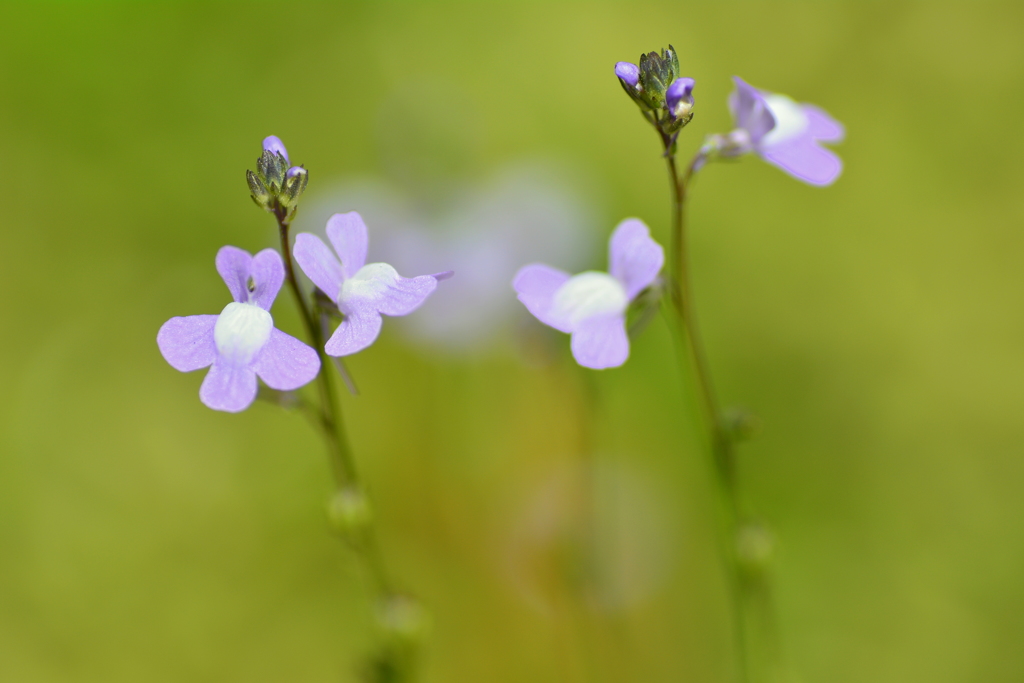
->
[246,140,308,218]
[616,45,696,138]
[636,45,681,111]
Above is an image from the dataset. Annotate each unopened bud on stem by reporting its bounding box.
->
[262,135,290,164]
[328,486,373,540]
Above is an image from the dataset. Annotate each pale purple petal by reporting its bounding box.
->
[199,360,258,412]
[262,135,289,164]
[512,263,572,333]
[324,304,383,357]
[369,269,438,317]
[730,77,775,144]
[431,270,455,282]
[216,246,253,303]
[294,233,345,300]
[803,105,845,143]
[253,328,320,390]
[570,314,629,369]
[326,212,369,279]
[157,315,217,372]
[250,249,284,310]
[608,218,664,300]
[760,135,843,186]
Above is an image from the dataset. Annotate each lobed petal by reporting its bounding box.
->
[326,212,369,279]
[351,264,438,317]
[250,248,285,310]
[512,263,573,333]
[157,315,218,372]
[803,104,845,143]
[199,360,258,412]
[608,218,664,300]
[324,305,383,357]
[729,77,776,144]
[760,135,843,186]
[216,246,253,303]
[294,232,345,301]
[253,328,321,390]
[570,314,629,370]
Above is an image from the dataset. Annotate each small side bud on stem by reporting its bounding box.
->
[279,166,308,208]
[328,486,374,544]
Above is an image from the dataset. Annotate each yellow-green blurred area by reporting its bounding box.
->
[2,1,1023,681]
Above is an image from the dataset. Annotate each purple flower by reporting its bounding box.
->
[513,218,663,370]
[293,211,450,356]
[727,76,845,186]
[157,247,320,413]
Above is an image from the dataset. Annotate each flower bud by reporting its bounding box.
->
[736,521,774,577]
[247,136,308,215]
[636,45,679,110]
[615,61,640,88]
[377,594,430,641]
[256,149,286,191]
[278,166,308,208]
[246,169,271,209]
[328,486,373,541]
[261,135,289,164]
[666,77,695,120]
[722,406,759,442]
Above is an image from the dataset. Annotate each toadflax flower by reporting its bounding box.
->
[157,246,320,412]
[513,218,664,370]
[721,76,845,186]
[293,211,451,356]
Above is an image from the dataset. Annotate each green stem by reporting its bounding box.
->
[273,206,394,599]
[660,141,749,683]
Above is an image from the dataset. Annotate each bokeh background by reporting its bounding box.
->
[2,2,1023,681]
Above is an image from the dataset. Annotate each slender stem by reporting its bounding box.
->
[273,205,394,598]
[660,140,749,683]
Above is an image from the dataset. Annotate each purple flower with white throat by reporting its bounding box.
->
[293,211,451,356]
[513,218,663,370]
[724,76,845,186]
[157,246,320,413]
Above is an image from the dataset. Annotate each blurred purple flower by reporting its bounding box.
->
[157,247,320,412]
[294,211,450,357]
[726,76,845,186]
[513,218,663,370]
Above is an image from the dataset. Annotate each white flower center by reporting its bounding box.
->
[339,263,399,305]
[214,302,273,365]
[551,271,628,329]
[760,94,809,147]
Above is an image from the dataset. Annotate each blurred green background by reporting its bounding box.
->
[2,1,1023,681]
